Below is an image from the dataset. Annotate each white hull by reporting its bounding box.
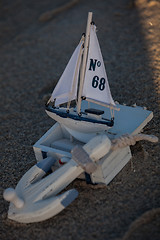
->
[45,109,110,143]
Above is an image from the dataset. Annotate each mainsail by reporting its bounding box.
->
[82,25,115,107]
[51,40,83,106]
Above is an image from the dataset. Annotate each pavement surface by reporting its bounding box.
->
[0,0,160,239]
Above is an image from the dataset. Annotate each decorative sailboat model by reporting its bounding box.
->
[3,12,158,224]
[46,12,119,143]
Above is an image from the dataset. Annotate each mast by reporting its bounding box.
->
[67,37,84,110]
[77,12,92,114]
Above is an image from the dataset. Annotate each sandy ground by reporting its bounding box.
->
[0,0,160,239]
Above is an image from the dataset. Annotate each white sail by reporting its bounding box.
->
[51,40,83,106]
[82,25,115,107]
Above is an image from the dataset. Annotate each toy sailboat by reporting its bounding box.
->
[3,12,158,224]
[46,12,119,143]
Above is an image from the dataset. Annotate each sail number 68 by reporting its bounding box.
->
[92,76,105,91]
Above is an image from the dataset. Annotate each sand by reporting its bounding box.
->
[0,0,160,239]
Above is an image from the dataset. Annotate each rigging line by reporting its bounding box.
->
[110,108,114,120]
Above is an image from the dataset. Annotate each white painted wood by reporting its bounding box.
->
[33,123,75,162]
[83,134,111,160]
[51,138,83,152]
[45,108,111,143]
[45,102,153,143]
[77,12,92,113]
[4,103,155,223]
[33,147,43,162]
[34,103,154,186]
[67,38,84,110]
[80,102,153,138]
[3,188,24,209]
[85,97,120,111]
[90,147,131,184]
[104,148,132,185]
[5,135,111,223]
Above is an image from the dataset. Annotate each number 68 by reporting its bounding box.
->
[92,76,106,91]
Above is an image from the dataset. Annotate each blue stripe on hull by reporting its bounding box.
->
[46,106,114,127]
